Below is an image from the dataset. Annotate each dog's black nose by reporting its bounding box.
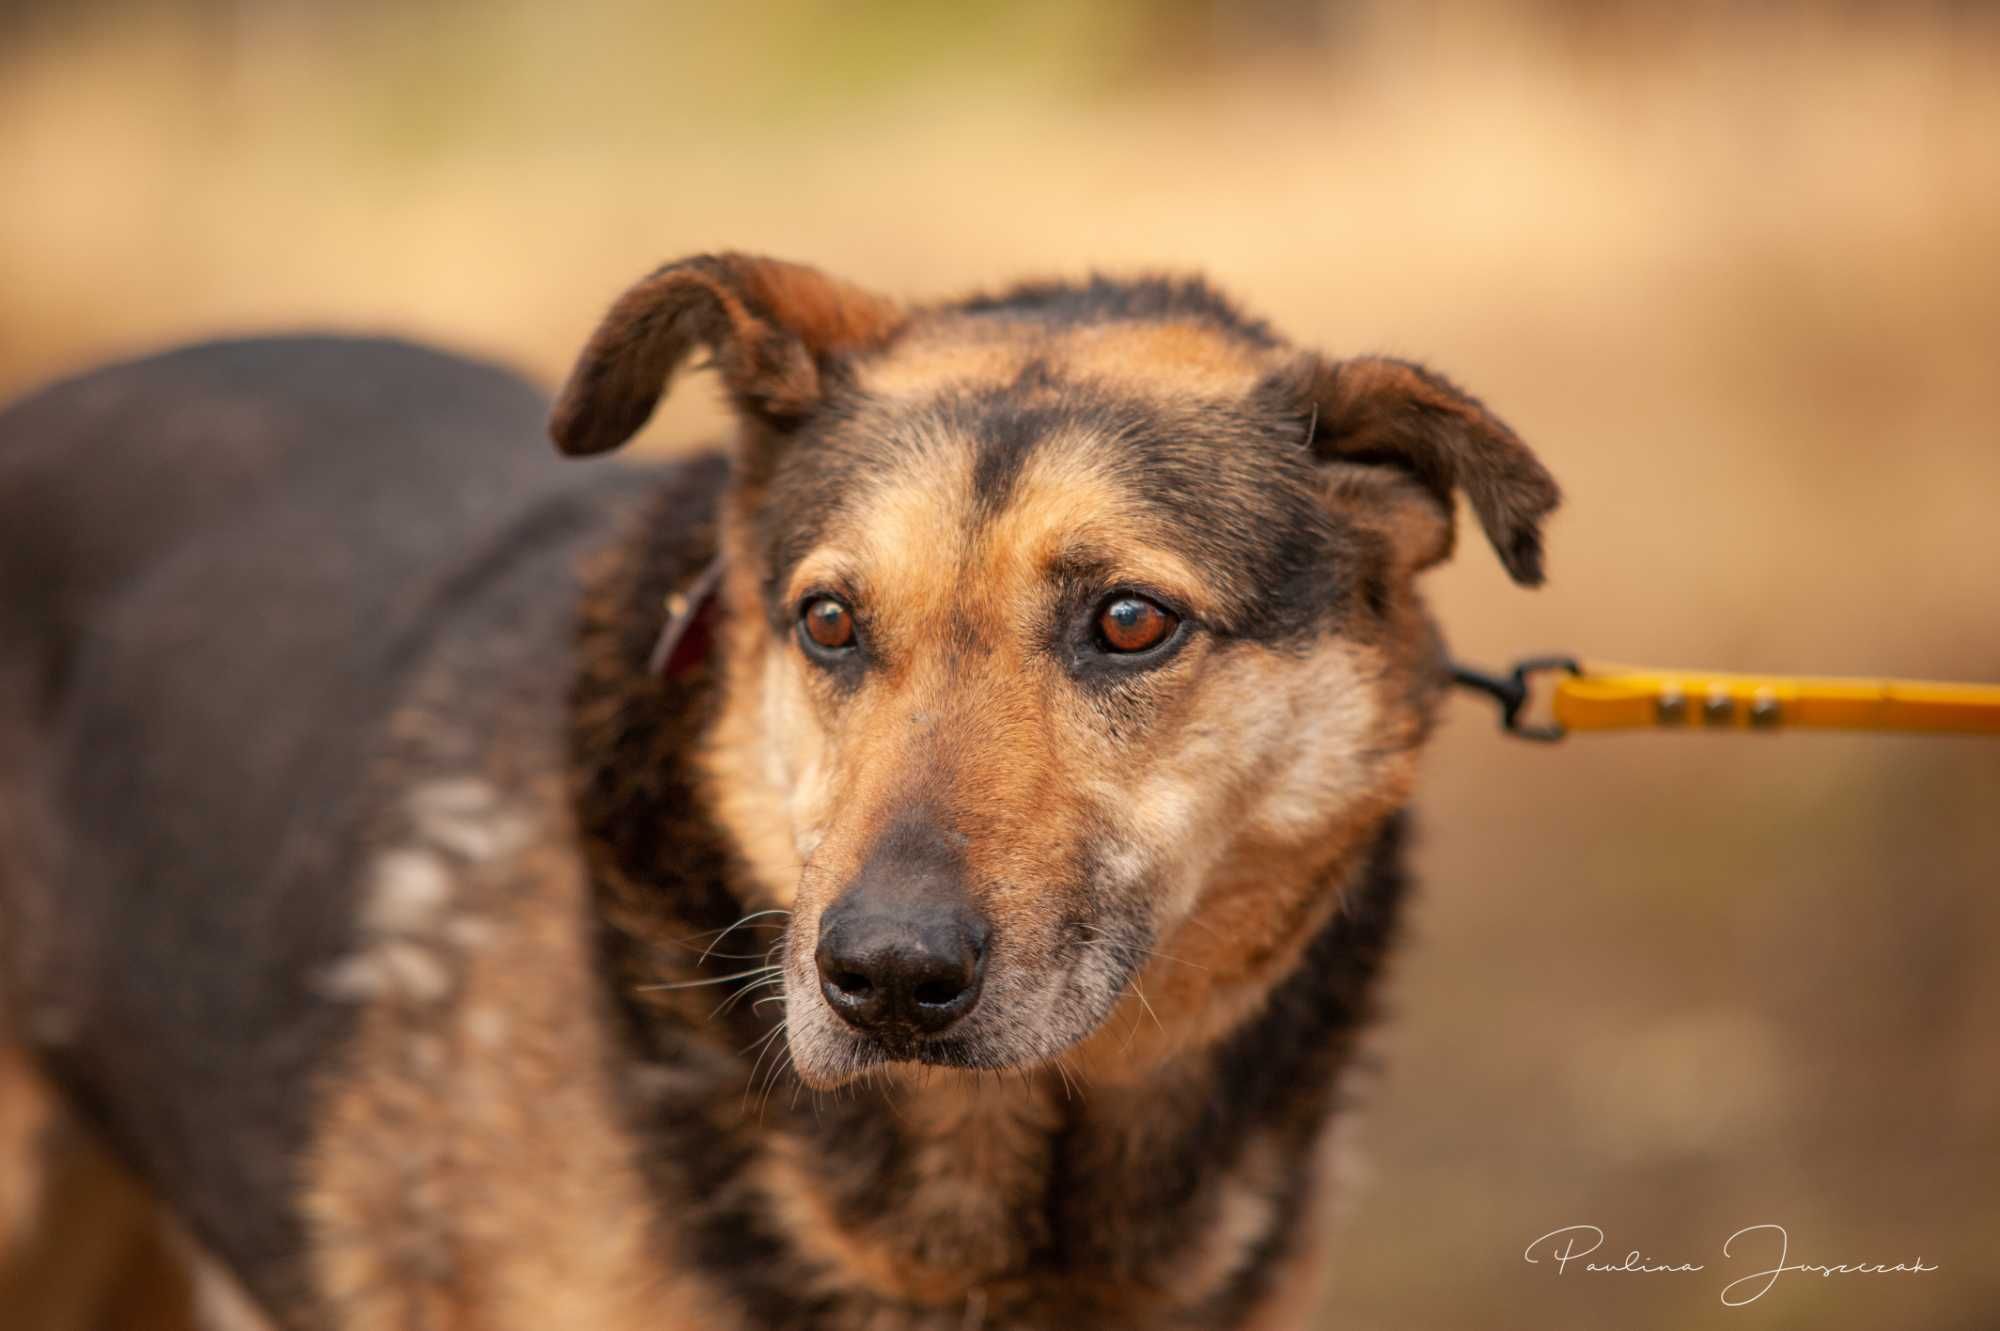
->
[815,900,988,1036]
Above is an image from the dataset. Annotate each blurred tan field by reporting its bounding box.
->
[3,2,1997,1327]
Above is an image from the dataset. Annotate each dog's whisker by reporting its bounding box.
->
[668,913,792,946]
[739,1021,788,1062]
[1119,1000,1143,1052]
[760,1042,798,1121]
[1136,948,1205,972]
[753,1047,788,1110]
[1058,1054,1091,1103]
[1131,980,1166,1037]
[697,909,794,966]
[1078,923,1208,973]
[1174,914,1223,942]
[636,965,782,993]
[742,1021,790,1115]
[652,942,776,961]
[709,974,786,1020]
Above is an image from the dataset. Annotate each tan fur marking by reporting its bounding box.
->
[1159,1135,1285,1305]
[1059,320,1273,395]
[701,540,815,911]
[850,325,1032,399]
[173,1229,276,1331]
[307,793,718,1331]
[980,446,1216,616]
[1234,1135,1344,1331]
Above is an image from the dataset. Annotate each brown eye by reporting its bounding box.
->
[1096,596,1177,654]
[801,597,856,652]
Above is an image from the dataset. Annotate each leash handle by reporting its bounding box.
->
[1454,657,2000,739]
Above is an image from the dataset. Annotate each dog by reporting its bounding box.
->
[0,253,1558,1330]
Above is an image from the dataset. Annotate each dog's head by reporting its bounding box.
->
[553,254,1557,1089]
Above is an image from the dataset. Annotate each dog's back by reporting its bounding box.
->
[0,337,634,1319]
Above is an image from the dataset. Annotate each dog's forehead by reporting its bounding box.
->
[761,317,1350,641]
[798,428,1211,615]
[797,333,1284,574]
[775,421,1133,606]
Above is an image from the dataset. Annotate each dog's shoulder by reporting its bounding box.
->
[0,335,730,1321]
[298,450,734,1331]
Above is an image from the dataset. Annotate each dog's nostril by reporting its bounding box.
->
[911,978,965,1008]
[831,971,873,998]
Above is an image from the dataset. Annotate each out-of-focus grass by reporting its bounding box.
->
[3,3,1997,1327]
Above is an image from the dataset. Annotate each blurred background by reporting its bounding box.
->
[2,0,1997,1327]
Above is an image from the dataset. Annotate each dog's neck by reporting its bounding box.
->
[567,468,1408,1327]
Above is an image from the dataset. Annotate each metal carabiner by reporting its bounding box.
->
[1449,656,1580,742]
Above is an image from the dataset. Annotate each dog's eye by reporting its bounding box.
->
[1095,596,1178,654]
[800,596,857,653]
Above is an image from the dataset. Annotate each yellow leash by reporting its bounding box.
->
[1452,657,2000,741]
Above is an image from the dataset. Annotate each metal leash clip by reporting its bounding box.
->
[1449,656,1580,742]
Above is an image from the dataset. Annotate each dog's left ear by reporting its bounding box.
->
[1305,355,1560,586]
[550,252,905,456]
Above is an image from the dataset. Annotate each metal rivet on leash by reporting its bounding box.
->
[1702,691,1735,726]
[1656,688,1687,725]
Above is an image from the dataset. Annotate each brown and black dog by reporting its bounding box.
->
[0,254,1558,1330]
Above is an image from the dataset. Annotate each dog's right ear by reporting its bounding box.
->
[1304,355,1560,586]
[549,253,904,456]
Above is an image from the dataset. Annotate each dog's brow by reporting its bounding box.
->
[1043,543,1205,612]
[786,554,866,606]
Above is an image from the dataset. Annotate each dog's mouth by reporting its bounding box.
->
[780,931,1138,1089]
[819,1026,982,1074]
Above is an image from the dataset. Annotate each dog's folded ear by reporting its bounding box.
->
[1306,356,1559,586]
[550,253,905,456]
